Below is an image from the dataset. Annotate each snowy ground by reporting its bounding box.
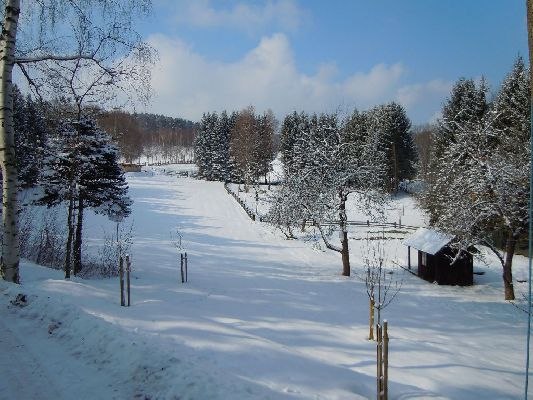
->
[0,166,530,399]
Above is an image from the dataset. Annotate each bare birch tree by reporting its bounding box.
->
[0,0,153,283]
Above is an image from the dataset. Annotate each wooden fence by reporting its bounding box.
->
[306,219,419,230]
[224,183,257,221]
[223,183,420,231]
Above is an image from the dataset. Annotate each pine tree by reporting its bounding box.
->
[279,111,300,177]
[12,87,48,188]
[255,110,276,182]
[73,122,132,274]
[211,111,231,181]
[194,112,217,180]
[492,56,530,144]
[289,112,312,173]
[40,117,131,277]
[435,77,488,158]
[421,78,489,224]
[366,102,415,192]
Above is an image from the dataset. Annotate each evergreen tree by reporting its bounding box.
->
[211,111,231,181]
[255,110,276,182]
[73,123,132,274]
[279,111,300,177]
[289,112,312,173]
[40,117,131,277]
[420,60,529,300]
[367,102,415,192]
[492,56,530,144]
[435,77,488,158]
[194,112,218,180]
[226,111,242,182]
[12,87,48,188]
[421,77,489,224]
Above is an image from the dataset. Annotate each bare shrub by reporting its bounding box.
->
[19,206,65,269]
[79,223,134,279]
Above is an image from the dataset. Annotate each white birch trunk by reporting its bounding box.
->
[0,0,21,283]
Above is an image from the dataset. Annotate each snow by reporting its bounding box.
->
[1,167,530,399]
[403,227,454,255]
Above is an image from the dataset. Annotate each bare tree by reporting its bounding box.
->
[231,106,257,191]
[360,238,402,339]
[269,111,388,276]
[411,124,435,181]
[0,0,153,283]
[98,110,144,164]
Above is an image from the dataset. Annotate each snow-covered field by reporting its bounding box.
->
[0,166,529,399]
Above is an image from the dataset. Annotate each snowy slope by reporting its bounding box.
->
[1,169,529,399]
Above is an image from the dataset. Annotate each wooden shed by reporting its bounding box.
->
[403,228,473,286]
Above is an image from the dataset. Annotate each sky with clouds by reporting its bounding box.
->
[136,0,528,125]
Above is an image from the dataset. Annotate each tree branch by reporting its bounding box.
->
[15,53,98,64]
[315,222,342,253]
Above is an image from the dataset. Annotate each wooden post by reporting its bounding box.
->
[408,246,411,270]
[185,252,188,283]
[180,253,184,283]
[383,321,389,400]
[119,257,125,306]
[377,324,382,399]
[126,255,131,307]
[369,298,375,340]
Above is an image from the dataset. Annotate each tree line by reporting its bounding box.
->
[268,102,415,276]
[194,106,277,186]
[193,102,415,277]
[97,111,197,165]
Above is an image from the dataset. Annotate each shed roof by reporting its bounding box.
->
[402,227,454,255]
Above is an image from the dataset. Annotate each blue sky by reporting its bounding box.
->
[138,0,528,125]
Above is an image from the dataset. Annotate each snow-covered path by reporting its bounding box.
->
[1,171,529,399]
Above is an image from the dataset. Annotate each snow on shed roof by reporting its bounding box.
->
[403,228,454,255]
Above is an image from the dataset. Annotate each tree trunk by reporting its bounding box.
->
[0,0,21,283]
[73,196,84,276]
[391,142,399,193]
[503,231,517,301]
[64,193,75,279]
[341,229,350,276]
[339,191,350,276]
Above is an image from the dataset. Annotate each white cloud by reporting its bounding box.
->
[396,79,452,124]
[396,79,451,107]
[177,0,308,34]
[141,33,450,124]
[342,63,405,103]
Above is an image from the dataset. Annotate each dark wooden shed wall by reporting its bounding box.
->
[417,247,473,286]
